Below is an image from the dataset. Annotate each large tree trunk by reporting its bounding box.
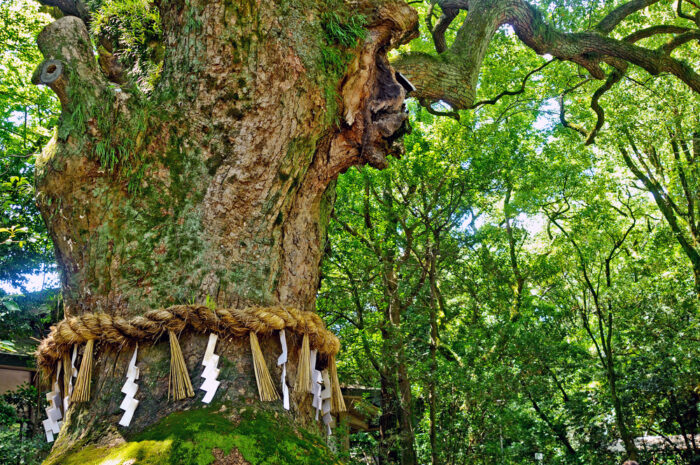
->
[32,1,417,461]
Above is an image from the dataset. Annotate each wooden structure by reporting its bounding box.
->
[0,352,38,393]
[335,385,381,450]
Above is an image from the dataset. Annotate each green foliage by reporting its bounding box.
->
[321,87,700,464]
[0,288,61,353]
[0,383,50,465]
[88,0,162,90]
[0,0,58,290]
[0,429,49,465]
[321,11,367,48]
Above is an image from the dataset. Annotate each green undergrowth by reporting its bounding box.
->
[43,406,342,465]
[57,68,156,193]
[317,5,367,126]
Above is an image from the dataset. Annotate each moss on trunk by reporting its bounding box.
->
[44,405,341,465]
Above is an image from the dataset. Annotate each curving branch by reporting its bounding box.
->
[470,58,555,109]
[595,0,662,34]
[585,67,624,144]
[418,98,460,120]
[429,5,459,54]
[659,31,700,54]
[676,0,699,22]
[624,25,692,42]
[570,21,694,144]
[393,0,700,114]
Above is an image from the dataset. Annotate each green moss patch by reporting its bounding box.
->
[44,406,341,465]
[43,439,171,465]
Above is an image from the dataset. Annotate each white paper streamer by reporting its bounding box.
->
[277,330,289,410]
[63,345,78,412]
[119,345,140,427]
[321,370,333,435]
[309,349,318,393]
[321,370,332,403]
[43,362,63,442]
[200,333,221,404]
[310,349,324,420]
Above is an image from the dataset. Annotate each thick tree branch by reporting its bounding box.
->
[508,1,700,92]
[394,0,700,112]
[595,0,662,34]
[428,4,459,54]
[37,0,90,22]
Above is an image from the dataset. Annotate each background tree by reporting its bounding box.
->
[322,93,699,464]
[0,0,57,291]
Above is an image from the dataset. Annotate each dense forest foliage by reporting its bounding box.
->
[1,0,699,464]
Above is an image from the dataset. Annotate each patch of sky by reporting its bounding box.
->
[0,270,59,294]
[533,98,559,132]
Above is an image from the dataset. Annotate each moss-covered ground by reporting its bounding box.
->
[43,406,342,465]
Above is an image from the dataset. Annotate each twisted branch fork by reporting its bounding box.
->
[37,305,340,374]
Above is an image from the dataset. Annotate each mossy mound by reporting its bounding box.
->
[43,406,342,465]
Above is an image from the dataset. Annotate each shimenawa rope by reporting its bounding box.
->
[37,304,341,373]
[37,304,346,411]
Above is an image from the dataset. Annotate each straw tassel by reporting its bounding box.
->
[168,330,194,401]
[62,352,71,403]
[294,333,311,393]
[71,339,94,403]
[329,354,346,413]
[249,332,279,402]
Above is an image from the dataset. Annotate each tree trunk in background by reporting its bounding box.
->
[608,360,638,462]
[32,0,417,460]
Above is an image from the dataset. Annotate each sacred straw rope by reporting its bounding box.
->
[37,304,341,375]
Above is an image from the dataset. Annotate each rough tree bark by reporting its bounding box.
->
[32,0,418,462]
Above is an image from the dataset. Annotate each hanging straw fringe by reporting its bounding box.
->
[329,354,346,412]
[71,339,94,403]
[62,352,71,402]
[168,330,194,401]
[249,332,279,402]
[294,333,311,393]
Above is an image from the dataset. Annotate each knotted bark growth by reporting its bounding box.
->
[31,15,107,111]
